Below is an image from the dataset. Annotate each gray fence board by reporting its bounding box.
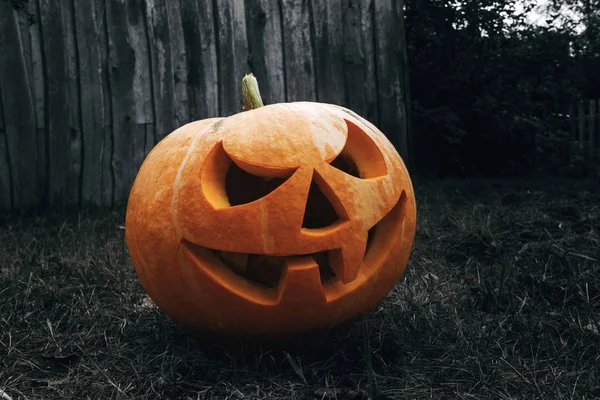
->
[0,0,411,211]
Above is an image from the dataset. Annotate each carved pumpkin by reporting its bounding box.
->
[125,75,416,336]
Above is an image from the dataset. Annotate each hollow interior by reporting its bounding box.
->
[302,179,340,229]
[225,161,287,206]
[362,191,408,268]
[330,152,360,177]
[364,225,377,259]
[213,249,340,288]
[312,251,337,284]
[337,119,388,179]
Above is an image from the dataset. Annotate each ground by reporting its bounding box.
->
[1,177,599,400]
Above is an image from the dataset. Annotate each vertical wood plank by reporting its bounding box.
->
[96,0,114,206]
[38,0,82,207]
[129,0,154,168]
[590,99,596,162]
[181,0,219,120]
[166,0,189,129]
[339,0,379,122]
[30,1,47,194]
[0,82,12,211]
[105,0,152,204]
[74,0,110,206]
[145,0,173,143]
[245,0,286,104]
[396,0,412,167]
[0,2,42,209]
[310,0,345,105]
[280,0,316,102]
[373,0,408,158]
[16,7,35,117]
[214,0,250,115]
[361,0,378,123]
[342,0,366,117]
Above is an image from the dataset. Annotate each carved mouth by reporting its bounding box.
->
[178,190,407,309]
[181,226,376,289]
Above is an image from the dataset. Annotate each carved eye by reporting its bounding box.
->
[328,119,388,179]
[225,162,288,206]
[200,141,295,209]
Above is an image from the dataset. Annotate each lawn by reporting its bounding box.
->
[1,177,599,400]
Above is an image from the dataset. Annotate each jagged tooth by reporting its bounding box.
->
[329,232,368,284]
[276,256,327,306]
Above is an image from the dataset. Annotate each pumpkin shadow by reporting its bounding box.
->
[132,310,371,381]
[186,314,366,361]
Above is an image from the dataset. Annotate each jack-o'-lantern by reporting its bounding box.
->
[125,74,416,336]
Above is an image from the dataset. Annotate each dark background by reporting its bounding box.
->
[405,0,600,178]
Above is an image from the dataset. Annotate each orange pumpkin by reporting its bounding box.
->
[125,75,416,336]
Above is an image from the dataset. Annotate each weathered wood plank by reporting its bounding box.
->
[396,0,412,166]
[0,2,41,209]
[105,0,152,204]
[145,0,173,143]
[281,0,316,102]
[341,0,367,117]
[362,0,379,124]
[341,0,378,122]
[74,0,110,206]
[16,6,34,114]
[181,0,218,120]
[96,0,114,206]
[0,82,12,211]
[373,0,408,158]
[38,0,82,207]
[129,0,154,169]
[145,0,189,142]
[310,0,345,105]
[30,0,47,194]
[29,6,45,130]
[166,1,189,129]
[245,0,286,104]
[214,0,249,115]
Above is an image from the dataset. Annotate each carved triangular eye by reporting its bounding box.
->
[330,153,360,177]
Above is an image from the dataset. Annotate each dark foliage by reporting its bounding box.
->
[406,0,600,177]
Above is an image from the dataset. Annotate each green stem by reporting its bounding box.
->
[242,73,264,111]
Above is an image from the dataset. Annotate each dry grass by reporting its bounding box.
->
[1,177,599,399]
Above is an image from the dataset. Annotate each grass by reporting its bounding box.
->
[1,177,599,399]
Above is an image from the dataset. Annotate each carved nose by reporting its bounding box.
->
[302,173,344,230]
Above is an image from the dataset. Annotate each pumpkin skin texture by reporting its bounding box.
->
[125,102,416,337]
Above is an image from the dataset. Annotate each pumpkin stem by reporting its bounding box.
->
[242,73,264,111]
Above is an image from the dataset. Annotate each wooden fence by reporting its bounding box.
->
[0,0,410,211]
[571,99,600,164]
